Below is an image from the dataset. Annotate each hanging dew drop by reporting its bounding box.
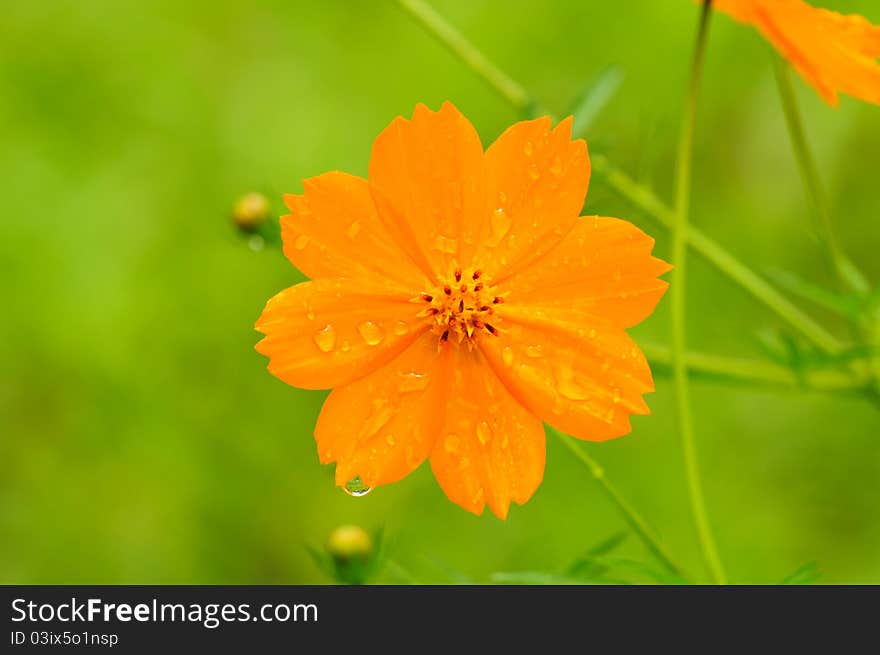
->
[344,476,372,497]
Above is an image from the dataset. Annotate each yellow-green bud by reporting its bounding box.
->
[232,192,270,232]
[326,525,372,562]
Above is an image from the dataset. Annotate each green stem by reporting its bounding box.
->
[641,342,867,392]
[773,56,869,296]
[671,2,727,585]
[591,155,842,355]
[395,0,535,114]
[394,0,844,356]
[553,430,684,578]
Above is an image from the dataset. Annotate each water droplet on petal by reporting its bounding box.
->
[344,476,372,497]
[497,191,508,204]
[523,141,534,156]
[550,155,563,176]
[444,433,460,454]
[502,346,514,367]
[340,339,351,352]
[313,324,336,352]
[294,234,310,250]
[476,421,491,445]
[613,388,621,404]
[393,320,409,336]
[397,371,429,393]
[361,399,394,439]
[525,344,543,358]
[589,328,597,339]
[556,363,589,400]
[486,207,512,247]
[347,221,361,239]
[527,164,540,181]
[358,321,384,346]
[385,434,396,446]
[433,234,458,255]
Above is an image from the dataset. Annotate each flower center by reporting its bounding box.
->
[416,269,504,346]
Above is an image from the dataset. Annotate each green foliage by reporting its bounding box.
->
[2,0,880,585]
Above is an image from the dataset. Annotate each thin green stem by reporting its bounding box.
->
[773,56,869,296]
[641,342,867,393]
[553,430,684,578]
[591,155,842,355]
[395,0,535,114]
[671,2,727,585]
[394,0,843,356]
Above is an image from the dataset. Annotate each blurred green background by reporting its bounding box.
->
[2,0,879,584]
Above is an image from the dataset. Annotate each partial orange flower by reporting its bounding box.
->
[708,0,880,106]
[255,102,670,518]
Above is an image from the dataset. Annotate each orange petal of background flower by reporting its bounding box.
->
[281,172,429,288]
[429,346,545,519]
[315,332,448,488]
[480,311,654,442]
[713,0,880,106]
[368,102,485,277]
[475,116,590,279]
[255,278,427,390]
[498,216,671,329]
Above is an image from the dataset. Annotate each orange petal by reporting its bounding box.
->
[714,0,880,106]
[368,102,485,276]
[476,115,590,279]
[282,172,429,287]
[498,216,671,329]
[430,346,545,519]
[255,278,428,390]
[480,311,654,442]
[315,332,448,488]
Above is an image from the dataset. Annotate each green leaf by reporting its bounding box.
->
[594,557,691,585]
[566,532,627,579]
[569,66,624,137]
[769,269,860,319]
[779,561,821,585]
[837,256,871,298]
[305,545,335,580]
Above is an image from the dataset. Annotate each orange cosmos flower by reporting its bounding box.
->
[255,102,670,518]
[708,0,880,106]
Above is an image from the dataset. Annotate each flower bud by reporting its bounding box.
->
[326,525,372,562]
[232,192,270,232]
[324,525,375,584]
